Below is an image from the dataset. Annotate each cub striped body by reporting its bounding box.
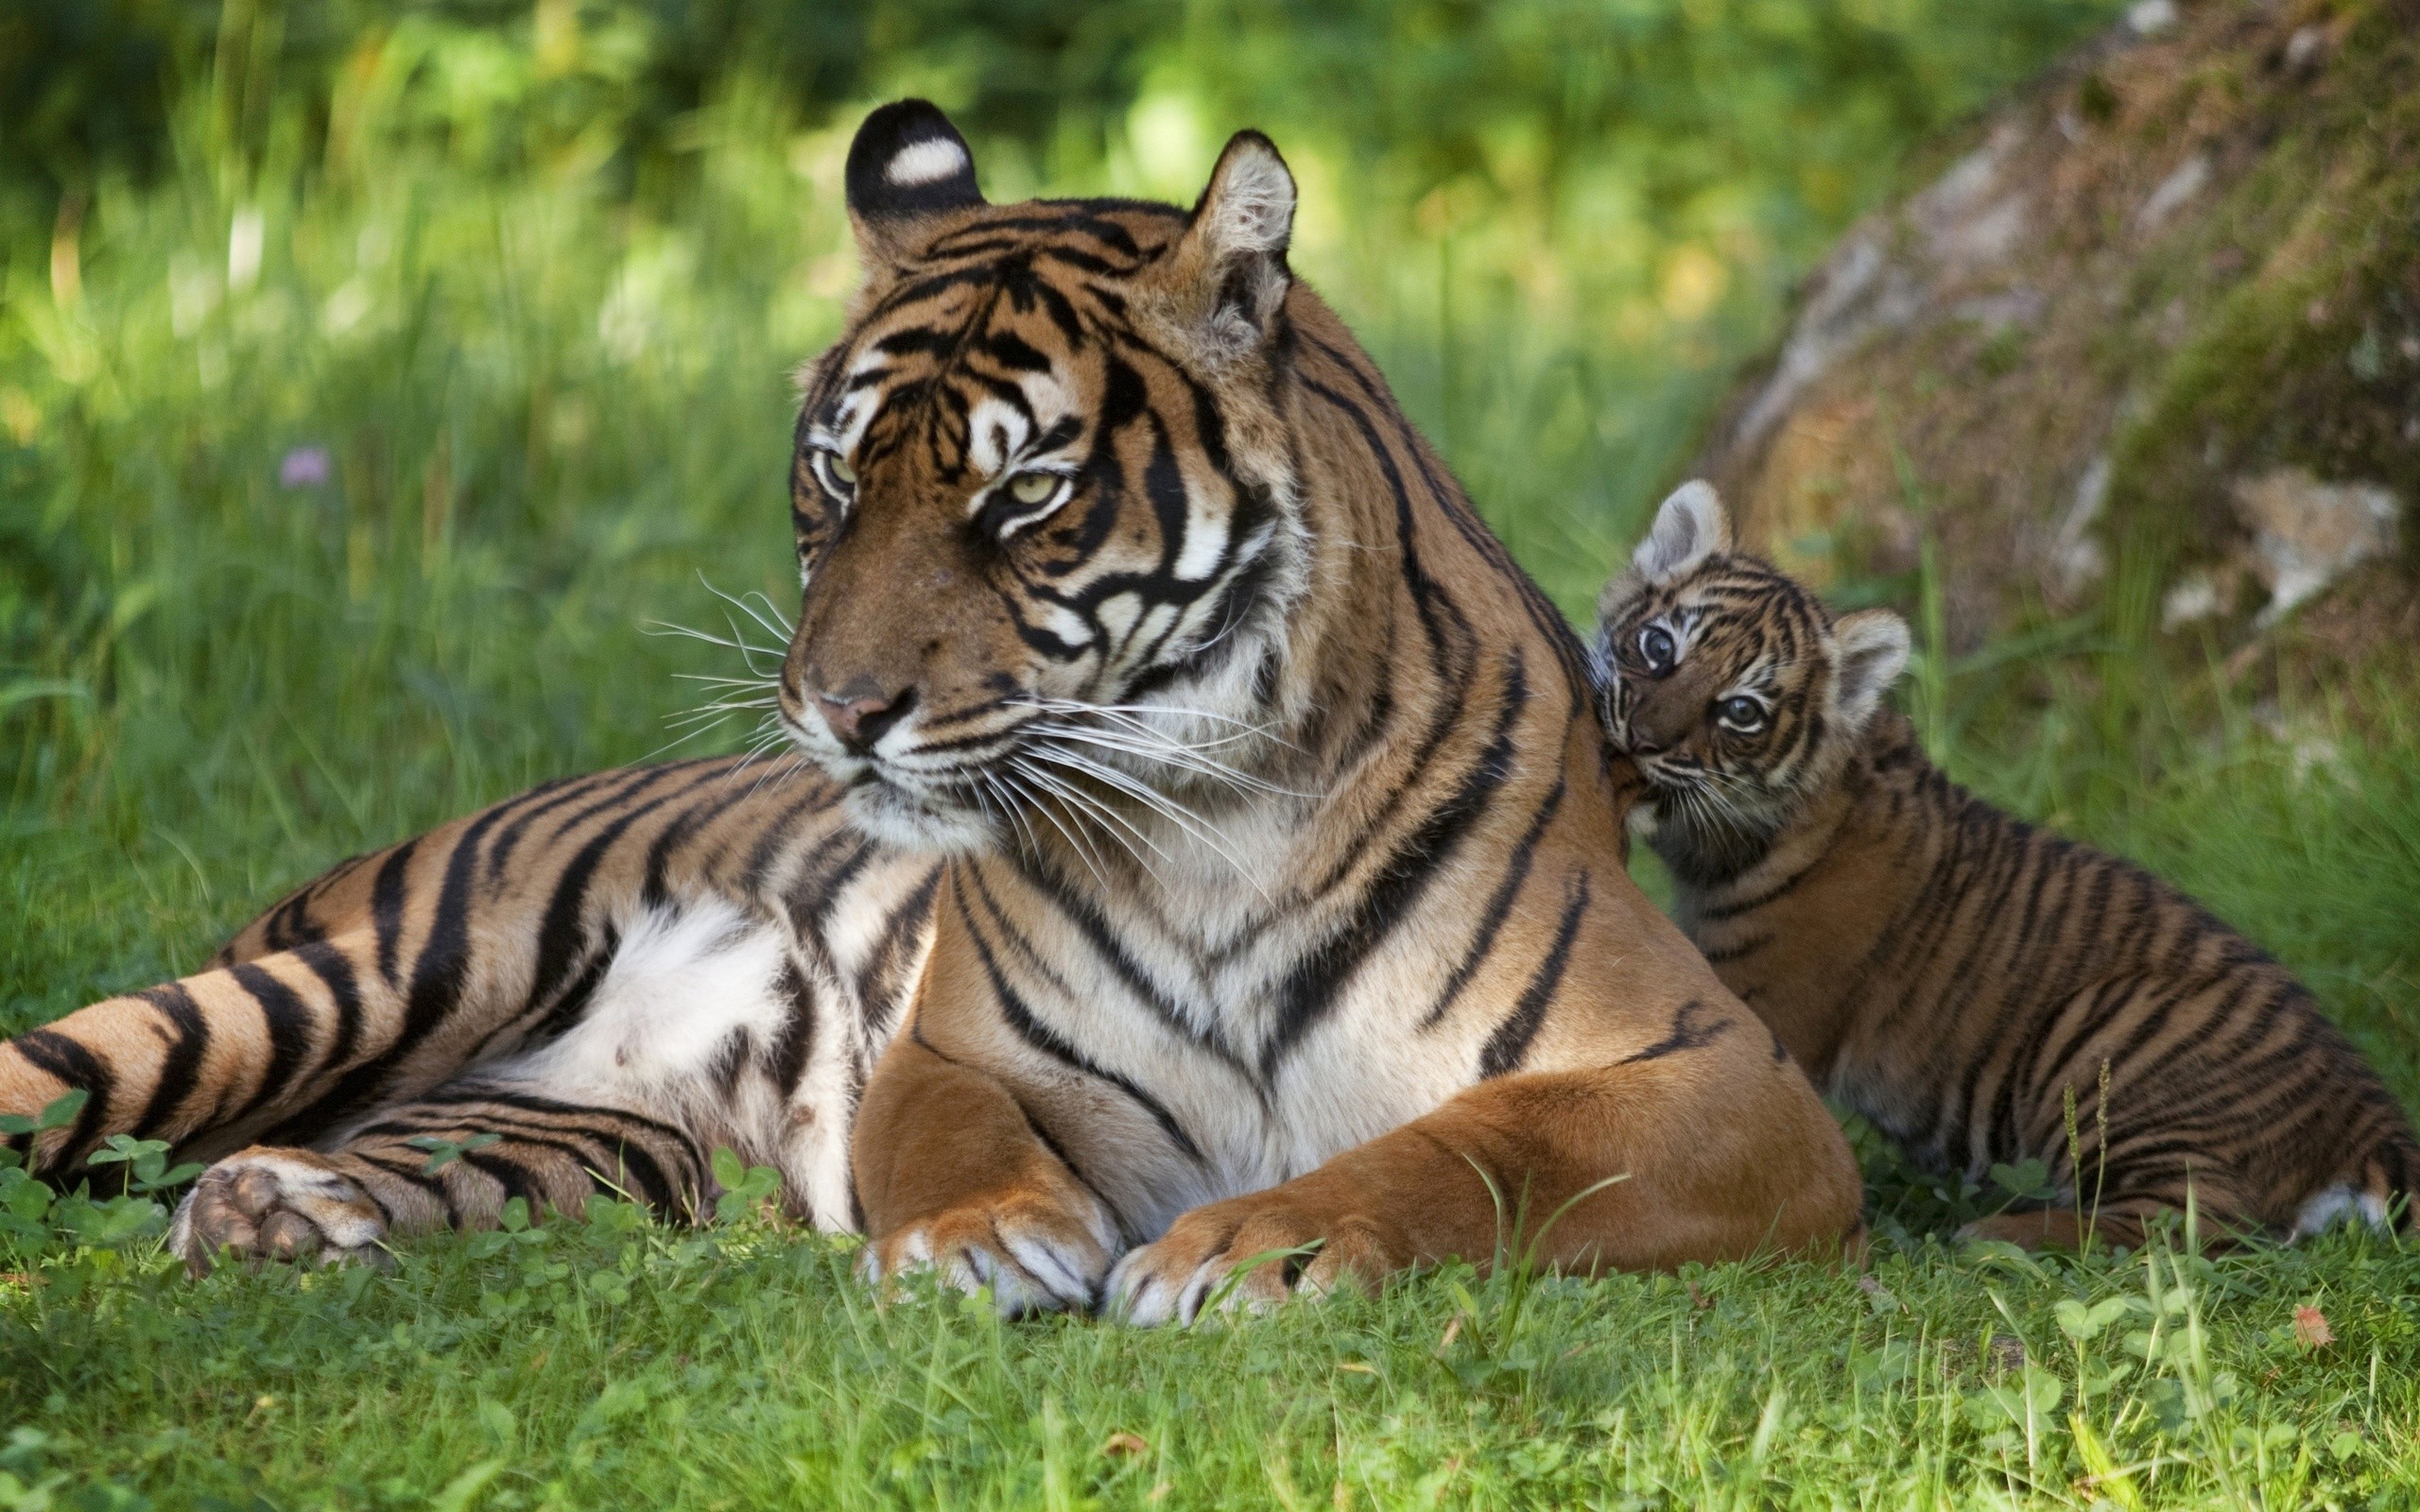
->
[1594,483,2419,1247]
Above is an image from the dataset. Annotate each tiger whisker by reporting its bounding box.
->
[645,618,787,680]
[1016,753,1171,872]
[979,768,1051,871]
[1008,756,1133,886]
[1013,696,1294,747]
[1025,745,1270,900]
[1027,722,1305,800]
[696,574,800,648]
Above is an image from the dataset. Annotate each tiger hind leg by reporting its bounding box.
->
[171,1079,717,1274]
[0,932,463,1184]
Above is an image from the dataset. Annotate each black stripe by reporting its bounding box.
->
[1699,856,1825,922]
[956,889,1204,1162]
[1700,934,1772,966]
[520,773,700,1023]
[765,960,819,1101]
[483,766,666,885]
[288,938,365,1084]
[227,962,315,1125]
[1308,330,1595,706]
[997,855,1251,1078]
[857,869,942,1040]
[130,983,210,1141]
[1422,777,1565,1031]
[1260,653,1528,1080]
[1616,1000,1731,1066]
[10,1029,113,1176]
[308,799,520,1125]
[1478,874,1593,1078]
[370,839,420,985]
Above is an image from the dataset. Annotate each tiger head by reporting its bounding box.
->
[777,101,1310,852]
[1593,482,1911,881]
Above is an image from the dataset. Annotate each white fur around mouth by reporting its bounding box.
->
[842,776,996,855]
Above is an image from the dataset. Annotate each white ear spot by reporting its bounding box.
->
[888,137,971,187]
[1631,480,1732,583]
[1832,608,1912,727]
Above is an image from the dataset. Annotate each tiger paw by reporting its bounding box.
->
[170,1147,389,1276]
[1105,1192,1407,1326]
[857,1178,1121,1316]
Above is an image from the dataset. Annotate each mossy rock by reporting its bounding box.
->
[1690,0,2418,696]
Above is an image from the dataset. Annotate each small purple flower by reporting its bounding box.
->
[279,445,333,489]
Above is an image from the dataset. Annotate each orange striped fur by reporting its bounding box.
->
[2,107,1862,1310]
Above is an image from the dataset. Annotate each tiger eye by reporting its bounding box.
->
[1717,696,1765,730]
[1009,472,1059,506]
[1639,625,1677,673]
[827,453,856,485]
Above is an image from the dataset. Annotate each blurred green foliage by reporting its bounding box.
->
[0,0,2118,1016]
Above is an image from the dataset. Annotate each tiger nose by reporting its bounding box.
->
[814,677,914,753]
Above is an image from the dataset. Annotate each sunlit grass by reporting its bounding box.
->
[5,1190,2417,1507]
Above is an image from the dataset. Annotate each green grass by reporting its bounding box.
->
[5,1181,2419,1507]
[9,5,2420,1506]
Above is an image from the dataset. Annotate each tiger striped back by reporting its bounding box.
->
[3,107,1865,1303]
[1594,482,2420,1247]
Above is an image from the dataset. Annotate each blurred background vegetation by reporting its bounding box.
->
[0,0,2122,1010]
[7,0,2411,1115]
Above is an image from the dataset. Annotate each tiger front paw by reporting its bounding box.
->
[170,1147,389,1276]
[858,1177,1121,1317]
[1105,1191,1409,1326]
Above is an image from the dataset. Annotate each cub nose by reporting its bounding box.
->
[814,676,914,754]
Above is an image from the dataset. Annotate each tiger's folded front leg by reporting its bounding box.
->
[171,1080,715,1274]
[1106,1011,1863,1325]
[851,1033,1123,1316]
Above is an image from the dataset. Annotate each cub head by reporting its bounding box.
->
[1593,482,1911,878]
[777,100,1308,851]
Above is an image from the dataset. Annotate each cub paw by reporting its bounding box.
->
[1106,1194,1405,1326]
[858,1179,1121,1317]
[170,1147,389,1276]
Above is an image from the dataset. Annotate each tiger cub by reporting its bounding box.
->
[1591,481,2419,1249]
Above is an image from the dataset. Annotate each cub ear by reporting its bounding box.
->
[1159,130,1297,360]
[1832,609,1912,728]
[845,99,986,266]
[1630,480,1732,584]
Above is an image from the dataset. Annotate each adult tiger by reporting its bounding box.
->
[1,103,1859,1317]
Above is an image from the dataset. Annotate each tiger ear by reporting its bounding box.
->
[845,99,986,267]
[1631,481,1732,585]
[1159,130,1296,360]
[1833,609,1911,728]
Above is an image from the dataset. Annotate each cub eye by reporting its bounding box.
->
[811,449,856,501]
[1715,696,1767,732]
[1008,471,1060,507]
[1638,625,1677,674]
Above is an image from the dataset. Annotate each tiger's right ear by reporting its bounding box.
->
[845,99,987,268]
[1154,130,1297,364]
[1631,481,1732,584]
